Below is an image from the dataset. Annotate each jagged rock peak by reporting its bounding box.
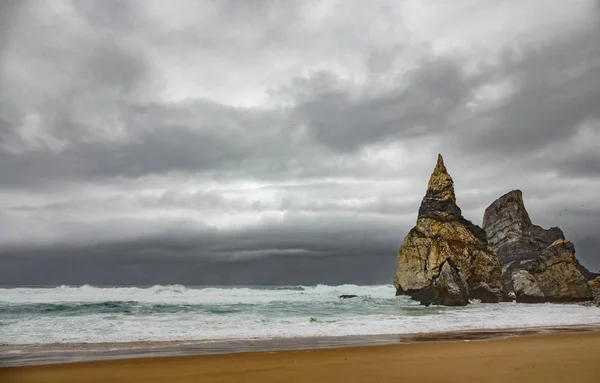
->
[394,154,506,305]
[482,190,535,250]
[483,190,594,303]
[425,154,456,203]
[418,154,462,222]
[483,189,564,262]
[483,190,532,227]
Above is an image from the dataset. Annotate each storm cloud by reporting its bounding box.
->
[1,0,599,285]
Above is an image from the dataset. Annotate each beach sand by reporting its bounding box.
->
[2,331,600,383]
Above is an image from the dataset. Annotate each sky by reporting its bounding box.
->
[1,0,599,285]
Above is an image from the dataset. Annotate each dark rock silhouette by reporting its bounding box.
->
[483,190,593,303]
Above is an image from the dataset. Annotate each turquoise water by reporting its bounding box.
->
[1,284,599,344]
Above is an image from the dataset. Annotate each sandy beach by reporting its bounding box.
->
[2,330,600,383]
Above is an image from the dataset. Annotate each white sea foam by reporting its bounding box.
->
[1,285,599,344]
[0,284,392,304]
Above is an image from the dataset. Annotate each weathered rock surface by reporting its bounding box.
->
[483,190,593,303]
[394,155,505,306]
[589,277,600,306]
[483,190,563,265]
[430,258,470,306]
[512,270,544,303]
[590,277,600,292]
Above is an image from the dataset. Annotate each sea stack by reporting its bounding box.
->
[482,190,593,303]
[394,155,505,306]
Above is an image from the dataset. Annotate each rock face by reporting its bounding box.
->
[394,155,505,305]
[482,190,593,303]
[430,258,470,306]
[586,277,600,306]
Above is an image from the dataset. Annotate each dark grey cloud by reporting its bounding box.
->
[0,214,400,285]
[0,103,286,187]
[0,1,599,284]
[291,58,472,152]
[0,55,476,187]
[0,251,396,286]
[75,0,141,31]
[1,213,400,259]
[560,152,600,177]
[460,29,600,159]
[0,1,24,52]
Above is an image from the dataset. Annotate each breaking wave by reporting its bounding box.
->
[1,285,599,345]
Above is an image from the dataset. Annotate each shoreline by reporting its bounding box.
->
[2,330,600,383]
[2,324,599,367]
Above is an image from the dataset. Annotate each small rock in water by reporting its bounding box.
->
[339,294,358,299]
[309,317,317,322]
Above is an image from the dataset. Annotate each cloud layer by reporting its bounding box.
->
[1,0,599,285]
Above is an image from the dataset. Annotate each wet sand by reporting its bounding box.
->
[2,330,600,383]
[2,325,598,367]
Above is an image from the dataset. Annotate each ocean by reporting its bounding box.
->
[2,284,600,346]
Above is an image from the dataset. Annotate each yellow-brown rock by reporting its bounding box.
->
[590,277,600,306]
[394,155,505,305]
[511,240,592,303]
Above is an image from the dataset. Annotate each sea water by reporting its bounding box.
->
[1,284,600,345]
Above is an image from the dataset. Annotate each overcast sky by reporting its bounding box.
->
[1,0,599,285]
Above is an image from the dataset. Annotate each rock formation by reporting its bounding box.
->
[589,277,600,306]
[394,155,505,306]
[482,190,593,303]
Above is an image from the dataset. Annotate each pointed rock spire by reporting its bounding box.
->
[483,189,560,255]
[482,190,532,239]
[395,154,506,305]
[434,153,447,174]
[425,154,456,203]
[418,154,461,220]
